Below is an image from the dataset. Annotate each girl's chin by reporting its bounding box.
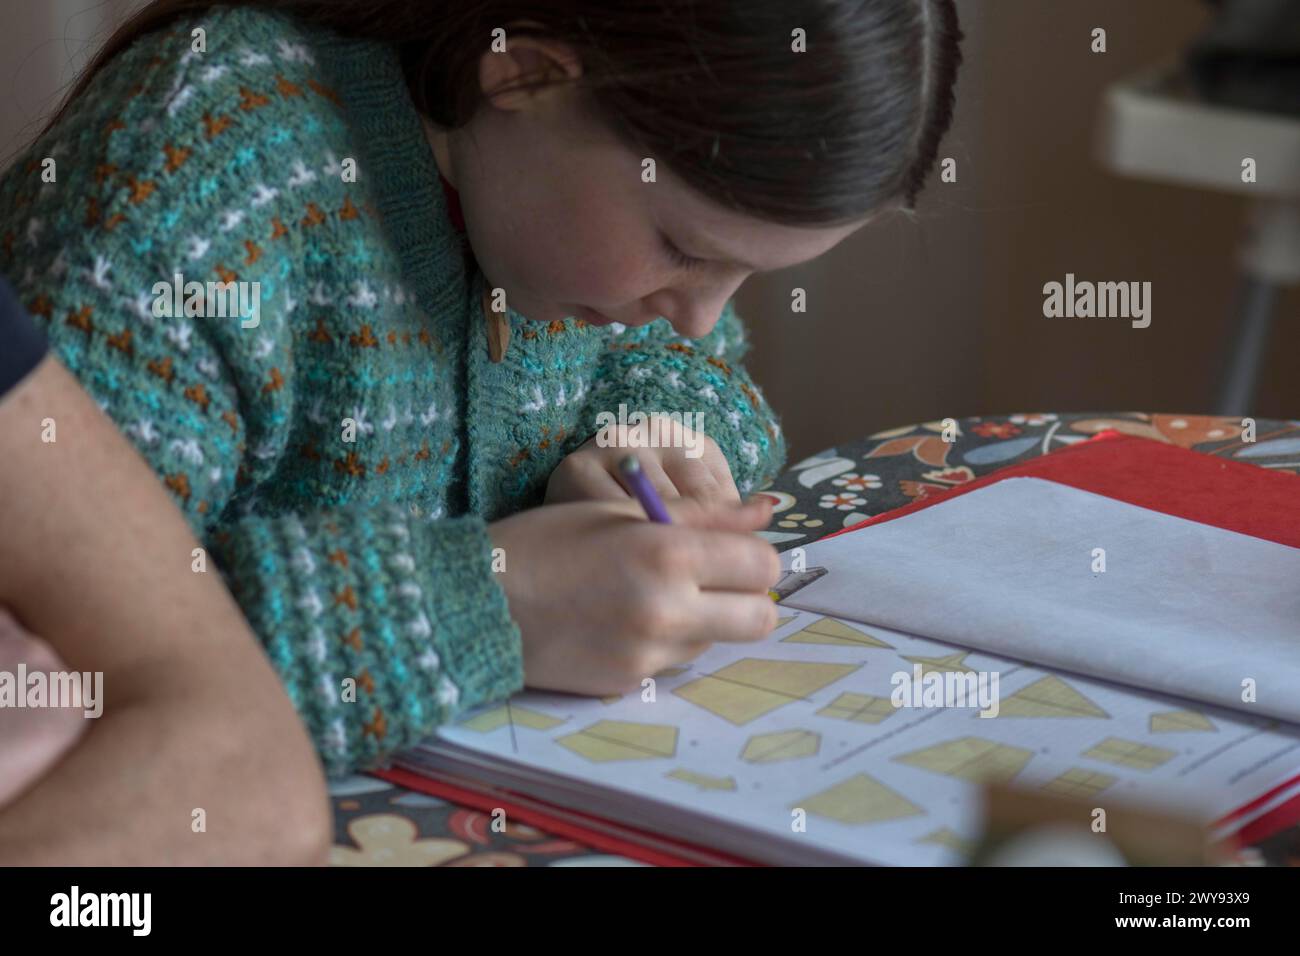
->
[516,303,623,326]
[569,305,619,327]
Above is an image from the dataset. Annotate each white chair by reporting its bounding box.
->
[1096,63,1300,414]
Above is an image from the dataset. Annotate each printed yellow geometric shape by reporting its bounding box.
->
[781,617,893,649]
[817,692,898,725]
[556,720,678,762]
[797,773,923,825]
[740,729,821,763]
[1082,737,1177,770]
[666,768,737,791]
[673,658,859,725]
[457,704,565,733]
[916,827,974,855]
[997,675,1110,719]
[773,616,797,632]
[1149,710,1217,733]
[902,651,975,675]
[1042,767,1118,798]
[894,736,1034,783]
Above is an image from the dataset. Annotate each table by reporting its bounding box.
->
[328,411,1300,866]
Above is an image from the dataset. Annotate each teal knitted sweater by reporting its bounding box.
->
[0,6,786,774]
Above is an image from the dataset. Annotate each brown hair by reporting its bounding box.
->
[44,0,963,225]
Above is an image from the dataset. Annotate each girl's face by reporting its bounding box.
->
[423,36,870,339]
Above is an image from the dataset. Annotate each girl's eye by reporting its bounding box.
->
[660,233,704,271]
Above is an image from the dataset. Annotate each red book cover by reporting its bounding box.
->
[830,429,1300,548]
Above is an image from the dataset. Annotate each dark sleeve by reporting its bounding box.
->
[0,276,47,399]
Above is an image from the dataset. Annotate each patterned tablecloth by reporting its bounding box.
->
[329,411,1300,866]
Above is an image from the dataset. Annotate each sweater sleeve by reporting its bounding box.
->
[210,502,523,775]
[3,235,524,780]
[586,300,788,495]
[0,18,523,775]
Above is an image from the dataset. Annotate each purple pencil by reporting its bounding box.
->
[617,454,672,524]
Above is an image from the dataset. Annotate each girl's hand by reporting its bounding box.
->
[488,495,779,696]
[545,414,740,507]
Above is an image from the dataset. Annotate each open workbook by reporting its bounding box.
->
[392,440,1300,866]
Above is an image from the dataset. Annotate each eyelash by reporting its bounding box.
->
[661,234,704,271]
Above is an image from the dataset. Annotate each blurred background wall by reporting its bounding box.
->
[3,0,1296,464]
[0,1,139,165]
[744,0,1299,461]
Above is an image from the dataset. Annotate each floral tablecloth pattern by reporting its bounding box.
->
[331,411,1300,867]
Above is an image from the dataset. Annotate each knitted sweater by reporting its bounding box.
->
[0,5,787,774]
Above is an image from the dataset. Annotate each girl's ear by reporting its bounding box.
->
[478,25,584,112]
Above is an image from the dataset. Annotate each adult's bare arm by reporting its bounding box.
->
[0,356,332,864]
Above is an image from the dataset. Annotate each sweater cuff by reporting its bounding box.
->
[588,376,788,496]
[410,515,525,715]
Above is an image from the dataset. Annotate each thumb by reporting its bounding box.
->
[665,494,773,532]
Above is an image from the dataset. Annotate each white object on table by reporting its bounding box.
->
[1095,63,1300,414]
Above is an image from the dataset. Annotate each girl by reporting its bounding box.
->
[0,1,962,776]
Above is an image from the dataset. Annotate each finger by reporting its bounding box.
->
[690,531,781,592]
[671,640,713,666]
[664,495,772,533]
[675,591,778,645]
[660,454,727,505]
[559,455,628,502]
[583,463,631,500]
[701,448,741,502]
[641,505,780,592]
[635,454,682,500]
[712,473,741,503]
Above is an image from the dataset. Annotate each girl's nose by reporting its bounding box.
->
[665,300,730,339]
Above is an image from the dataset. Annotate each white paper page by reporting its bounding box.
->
[425,610,1300,866]
[783,477,1300,724]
